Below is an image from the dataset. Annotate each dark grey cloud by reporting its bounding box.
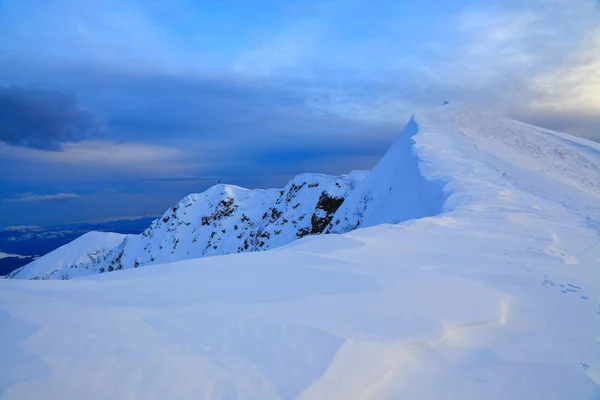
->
[0,86,103,150]
[0,68,403,229]
[54,68,403,167]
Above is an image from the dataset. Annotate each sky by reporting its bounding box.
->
[0,0,599,227]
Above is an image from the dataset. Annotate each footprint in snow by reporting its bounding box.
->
[542,277,589,300]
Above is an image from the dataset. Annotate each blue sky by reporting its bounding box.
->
[1,0,599,227]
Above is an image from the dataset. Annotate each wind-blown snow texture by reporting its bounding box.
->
[1,104,600,399]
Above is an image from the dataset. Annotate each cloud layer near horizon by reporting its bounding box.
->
[4,193,81,203]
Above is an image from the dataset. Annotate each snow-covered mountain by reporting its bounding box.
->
[9,172,367,279]
[2,104,600,399]
[10,104,600,281]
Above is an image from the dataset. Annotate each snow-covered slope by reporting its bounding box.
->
[327,115,446,233]
[9,172,366,279]
[5,232,126,279]
[1,104,599,399]
[329,105,600,232]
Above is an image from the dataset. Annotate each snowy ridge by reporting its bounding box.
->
[11,104,600,281]
[6,231,126,280]
[10,172,367,279]
[450,107,600,196]
[1,105,600,399]
[327,115,447,233]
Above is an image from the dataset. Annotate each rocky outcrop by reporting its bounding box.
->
[11,171,367,279]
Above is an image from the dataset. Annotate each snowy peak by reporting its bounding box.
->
[136,172,365,262]
[328,115,447,233]
[10,172,367,279]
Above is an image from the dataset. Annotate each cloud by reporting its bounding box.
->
[234,17,325,77]
[2,0,598,139]
[0,189,183,228]
[0,139,193,180]
[0,0,181,74]
[1,225,44,231]
[209,0,600,144]
[0,86,104,150]
[5,192,81,202]
[449,0,600,140]
[0,70,402,197]
[84,214,160,224]
[298,0,600,140]
[527,29,600,114]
